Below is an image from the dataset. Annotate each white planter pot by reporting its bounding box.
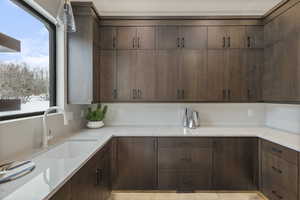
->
[87,121,104,129]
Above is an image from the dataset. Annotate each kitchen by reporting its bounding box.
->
[0,0,300,199]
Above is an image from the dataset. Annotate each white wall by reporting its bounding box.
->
[104,103,265,127]
[265,104,300,134]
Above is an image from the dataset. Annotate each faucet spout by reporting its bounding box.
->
[42,106,67,148]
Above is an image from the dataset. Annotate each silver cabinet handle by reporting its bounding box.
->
[137,37,140,48]
[181,90,185,99]
[132,89,136,99]
[177,89,181,99]
[247,36,251,48]
[177,38,180,48]
[228,37,231,48]
[113,37,116,49]
[223,37,226,48]
[181,37,185,48]
[132,38,135,48]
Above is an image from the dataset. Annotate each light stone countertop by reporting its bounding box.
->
[1,126,300,200]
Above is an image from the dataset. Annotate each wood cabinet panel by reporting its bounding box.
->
[181,26,207,49]
[213,138,258,190]
[158,26,180,49]
[157,138,213,191]
[262,151,298,200]
[245,26,264,49]
[207,50,226,101]
[262,140,298,165]
[137,27,156,49]
[116,50,136,101]
[246,49,263,101]
[100,50,117,101]
[156,50,180,101]
[226,50,247,101]
[208,26,227,49]
[135,50,156,100]
[117,27,137,49]
[227,26,246,49]
[49,182,72,200]
[114,137,157,190]
[101,27,116,49]
[179,50,207,101]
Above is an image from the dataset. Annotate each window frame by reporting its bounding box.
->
[0,0,56,121]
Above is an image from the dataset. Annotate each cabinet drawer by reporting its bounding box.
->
[262,151,298,198]
[263,183,297,200]
[180,172,212,190]
[262,140,298,165]
[158,138,212,171]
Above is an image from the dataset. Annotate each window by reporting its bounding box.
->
[0,0,56,120]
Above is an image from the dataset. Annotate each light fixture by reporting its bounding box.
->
[57,0,76,32]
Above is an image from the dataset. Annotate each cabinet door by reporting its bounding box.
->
[262,151,298,200]
[100,50,117,101]
[181,26,207,49]
[117,27,137,49]
[114,137,157,190]
[136,27,155,49]
[49,182,72,200]
[101,27,117,50]
[158,26,180,49]
[208,27,227,49]
[207,50,226,101]
[246,49,263,102]
[116,50,136,100]
[213,138,258,190]
[227,26,246,49]
[245,26,264,49]
[226,50,247,101]
[135,50,156,100]
[71,154,99,200]
[156,50,180,101]
[99,149,111,200]
[179,50,207,101]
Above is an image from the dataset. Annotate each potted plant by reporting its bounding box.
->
[86,104,108,129]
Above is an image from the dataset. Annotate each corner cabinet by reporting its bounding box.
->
[68,2,101,104]
[50,141,111,200]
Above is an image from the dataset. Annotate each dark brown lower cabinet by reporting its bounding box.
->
[112,137,157,190]
[157,138,213,191]
[261,140,298,200]
[50,142,111,200]
[213,138,258,190]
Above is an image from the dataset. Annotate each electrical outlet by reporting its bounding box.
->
[247,109,254,117]
[66,112,74,121]
[80,109,85,118]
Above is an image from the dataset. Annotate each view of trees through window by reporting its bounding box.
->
[0,0,51,117]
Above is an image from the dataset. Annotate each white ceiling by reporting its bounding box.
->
[71,0,283,16]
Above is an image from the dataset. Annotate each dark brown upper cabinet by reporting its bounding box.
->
[100,50,117,101]
[179,50,208,101]
[116,50,156,101]
[246,49,263,102]
[207,49,248,102]
[101,27,117,50]
[208,26,246,49]
[158,26,207,50]
[117,27,155,50]
[245,26,264,49]
[68,2,101,104]
[156,50,180,101]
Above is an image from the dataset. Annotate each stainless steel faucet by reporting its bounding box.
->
[42,106,68,148]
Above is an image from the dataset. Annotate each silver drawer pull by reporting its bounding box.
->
[271,166,282,174]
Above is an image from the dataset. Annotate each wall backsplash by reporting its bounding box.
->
[265,104,300,134]
[104,103,265,127]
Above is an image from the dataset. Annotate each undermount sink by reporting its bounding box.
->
[43,140,98,159]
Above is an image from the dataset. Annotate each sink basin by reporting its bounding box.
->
[42,140,98,159]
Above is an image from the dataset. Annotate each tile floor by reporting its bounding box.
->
[112,192,267,200]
